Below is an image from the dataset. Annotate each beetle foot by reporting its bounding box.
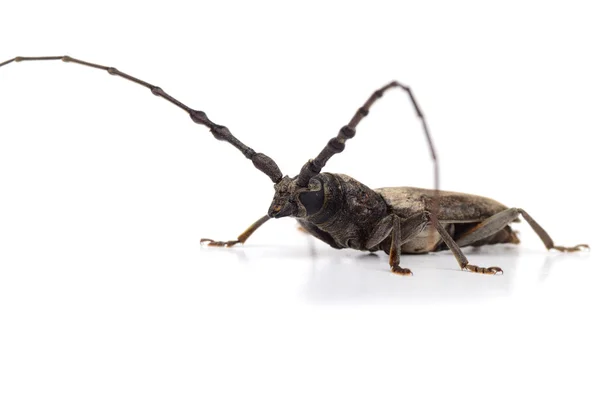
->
[462,264,503,275]
[551,244,590,253]
[200,238,242,248]
[391,266,413,276]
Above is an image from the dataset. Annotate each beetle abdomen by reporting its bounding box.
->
[377,222,519,254]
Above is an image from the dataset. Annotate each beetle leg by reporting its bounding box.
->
[429,214,503,275]
[200,215,270,247]
[390,215,413,276]
[517,209,590,252]
[366,215,395,249]
[455,208,522,247]
[455,208,589,252]
[297,225,309,234]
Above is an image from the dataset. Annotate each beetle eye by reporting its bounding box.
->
[299,186,325,216]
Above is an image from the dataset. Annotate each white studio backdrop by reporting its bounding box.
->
[0,1,599,397]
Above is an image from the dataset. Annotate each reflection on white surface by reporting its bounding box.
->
[1,221,597,398]
[199,233,595,304]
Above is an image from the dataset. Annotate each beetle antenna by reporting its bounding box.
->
[0,56,283,183]
[296,81,439,224]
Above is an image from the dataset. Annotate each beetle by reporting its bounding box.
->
[1,55,589,275]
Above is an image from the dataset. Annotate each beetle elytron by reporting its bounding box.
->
[1,56,589,275]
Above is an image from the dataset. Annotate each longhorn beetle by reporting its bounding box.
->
[0,56,589,275]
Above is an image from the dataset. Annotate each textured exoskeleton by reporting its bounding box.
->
[1,55,589,275]
[210,172,587,275]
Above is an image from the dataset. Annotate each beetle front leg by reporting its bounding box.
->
[201,215,270,247]
[367,213,429,275]
[429,214,503,275]
[389,215,413,276]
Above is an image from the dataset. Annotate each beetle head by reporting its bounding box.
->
[268,175,325,219]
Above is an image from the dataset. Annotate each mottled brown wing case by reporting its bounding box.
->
[375,187,509,223]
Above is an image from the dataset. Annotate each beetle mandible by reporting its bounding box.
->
[0,55,589,275]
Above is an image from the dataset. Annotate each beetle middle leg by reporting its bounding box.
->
[429,214,504,275]
[455,208,589,253]
[200,215,270,247]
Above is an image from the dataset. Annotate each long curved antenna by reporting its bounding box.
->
[0,56,283,183]
[296,81,440,228]
[297,81,438,190]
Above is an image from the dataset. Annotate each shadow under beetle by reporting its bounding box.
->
[1,55,589,275]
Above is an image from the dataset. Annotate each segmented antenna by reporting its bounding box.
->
[295,81,439,229]
[0,56,283,183]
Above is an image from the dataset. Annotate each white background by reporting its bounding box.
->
[1,1,599,397]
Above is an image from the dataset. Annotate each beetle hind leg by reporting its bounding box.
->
[455,208,589,252]
[517,209,589,252]
[429,207,589,275]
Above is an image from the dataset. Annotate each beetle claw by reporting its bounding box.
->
[487,266,504,275]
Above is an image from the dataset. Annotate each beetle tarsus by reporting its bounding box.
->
[200,215,270,249]
[391,265,413,276]
[551,244,590,253]
[200,238,241,248]
[462,264,503,275]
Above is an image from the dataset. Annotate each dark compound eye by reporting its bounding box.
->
[299,186,325,216]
